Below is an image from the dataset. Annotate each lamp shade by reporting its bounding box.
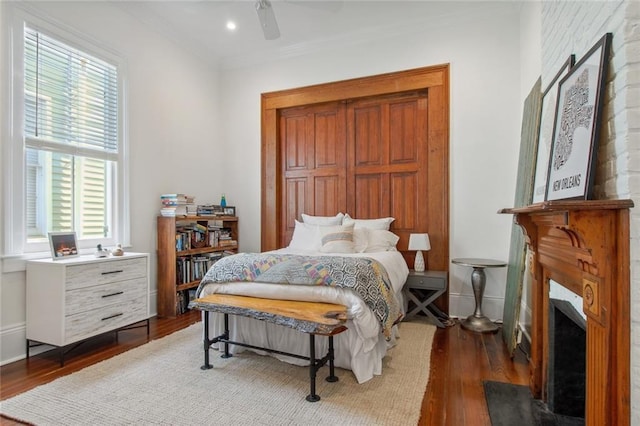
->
[408,233,431,251]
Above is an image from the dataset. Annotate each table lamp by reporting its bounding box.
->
[408,233,431,272]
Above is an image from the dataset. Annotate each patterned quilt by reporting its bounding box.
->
[197,253,403,338]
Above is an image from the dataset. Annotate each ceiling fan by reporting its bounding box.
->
[254,0,343,41]
[255,0,280,40]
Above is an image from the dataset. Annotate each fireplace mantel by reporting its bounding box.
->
[500,199,633,426]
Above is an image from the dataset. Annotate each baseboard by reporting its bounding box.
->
[1,296,158,366]
[449,293,505,322]
[517,323,531,359]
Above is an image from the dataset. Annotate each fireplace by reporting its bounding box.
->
[547,297,585,419]
[501,200,632,426]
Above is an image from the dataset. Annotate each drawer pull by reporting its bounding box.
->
[101,313,123,321]
[102,270,124,275]
[102,291,124,298]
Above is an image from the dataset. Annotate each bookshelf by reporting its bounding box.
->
[157,215,238,317]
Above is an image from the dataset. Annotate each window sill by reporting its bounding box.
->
[1,252,50,273]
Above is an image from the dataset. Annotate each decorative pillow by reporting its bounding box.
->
[343,213,395,230]
[301,212,345,226]
[288,220,321,251]
[364,229,400,252]
[319,224,355,253]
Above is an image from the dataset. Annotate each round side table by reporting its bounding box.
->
[451,258,506,333]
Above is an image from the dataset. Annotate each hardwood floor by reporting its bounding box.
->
[420,320,530,425]
[1,313,529,425]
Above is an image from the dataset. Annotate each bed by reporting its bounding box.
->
[195,214,410,383]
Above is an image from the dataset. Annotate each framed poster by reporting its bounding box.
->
[49,232,79,260]
[531,55,574,203]
[502,78,542,356]
[546,33,612,201]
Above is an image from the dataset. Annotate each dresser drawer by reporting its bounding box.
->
[66,257,147,290]
[405,272,447,290]
[65,295,148,343]
[65,277,148,317]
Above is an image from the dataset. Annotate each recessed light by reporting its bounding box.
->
[226,21,237,31]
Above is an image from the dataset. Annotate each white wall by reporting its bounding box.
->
[0,1,223,363]
[217,5,523,321]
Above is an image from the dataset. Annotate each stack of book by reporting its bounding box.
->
[160,193,196,217]
[218,227,237,247]
[197,204,223,216]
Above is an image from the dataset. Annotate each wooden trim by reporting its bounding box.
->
[261,66,446,110]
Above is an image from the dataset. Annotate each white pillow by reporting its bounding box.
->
[364,229,400,252]
[288,220,321,251]
[301,212,345,226]
[319,224,355,253]
[353,228,369,253]
[343,213,395,230]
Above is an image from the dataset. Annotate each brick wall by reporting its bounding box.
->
[541,1,639,423]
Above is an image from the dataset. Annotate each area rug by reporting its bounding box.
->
[1,320,435,426]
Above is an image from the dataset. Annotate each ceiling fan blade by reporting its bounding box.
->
[285,1,343,13]
[255,0,280,40]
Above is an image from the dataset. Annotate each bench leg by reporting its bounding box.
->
[306,334,320,402]
[326,335,338,383]
[221,313,232,359]
[201,310,213,370]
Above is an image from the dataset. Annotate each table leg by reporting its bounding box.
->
[405,288,446,328]
[461,266,499,333]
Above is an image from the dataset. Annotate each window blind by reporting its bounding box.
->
[24,26,118,157]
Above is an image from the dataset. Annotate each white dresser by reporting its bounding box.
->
[26,252,150,363]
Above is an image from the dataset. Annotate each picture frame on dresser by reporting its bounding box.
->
[545,33,612,201]
[48,231,79,260]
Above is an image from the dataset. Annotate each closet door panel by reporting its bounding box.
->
[313,175,342,217]
[283,178,308,245]
[391,173,420,230]
[353,174,388,219]
[283,115,309,171]
[314,110,343,169]
[352,105,384,167]
[389,97,427,164]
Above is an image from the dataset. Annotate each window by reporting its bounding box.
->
[4,12,127,258]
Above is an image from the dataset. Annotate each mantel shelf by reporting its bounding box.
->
[498,199,634,215]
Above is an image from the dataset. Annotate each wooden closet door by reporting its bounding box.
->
[346,91,429,255]
[263,65,449,310]
[279,102,347,246]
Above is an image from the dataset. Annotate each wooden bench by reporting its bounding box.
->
[189,294,348,402]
